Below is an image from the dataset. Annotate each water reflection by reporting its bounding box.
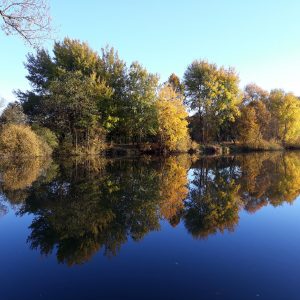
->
[0,152,300,266]
[185,156,241,238]
[239,152,300,209]
[0,158,54,209]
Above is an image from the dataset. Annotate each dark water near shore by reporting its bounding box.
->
[0,152,300,300]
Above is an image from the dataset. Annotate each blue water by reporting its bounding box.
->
[0,153,299,300]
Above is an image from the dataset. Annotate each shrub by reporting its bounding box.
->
[242,138,283,151]
[0,124,50,157]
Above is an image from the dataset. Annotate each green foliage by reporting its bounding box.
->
[124,62,159,142]
[184,60,241,143]
[18,39,112,154]
[98,46,127,132]
[46,71,110,154]
[53,38,100,77]
[13,39,300,153]
[24,49,55,92]
[31,125,58,150]
[18,38,162,151]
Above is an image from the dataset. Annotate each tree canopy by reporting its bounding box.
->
[156,85,190,152]
[6,37,300,155]
[184,60,241,143]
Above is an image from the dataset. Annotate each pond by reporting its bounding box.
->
[0,152,300,300]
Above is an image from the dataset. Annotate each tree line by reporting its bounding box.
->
[0,38,299,157]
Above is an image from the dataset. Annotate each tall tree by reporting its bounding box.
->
[53,38,101,77]
[267,90,300,144]
[99,46,128,135]
[124,62,159,143]
[156,85,190,152]
[238,105,262,148]
[17,38,114,153]
[184,60,240,143]
[46,71,112,154]
[243,99,272,141]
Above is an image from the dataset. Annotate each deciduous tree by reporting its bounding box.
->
[267,90,300,145]
[156,85,190,152]
[184,60,240,143]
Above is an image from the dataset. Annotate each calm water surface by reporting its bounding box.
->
[0,152,300,300]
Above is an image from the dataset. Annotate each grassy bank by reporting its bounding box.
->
[104,141,298,157]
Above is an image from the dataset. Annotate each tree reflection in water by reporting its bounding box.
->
[185,156,242,239]
[0,152,299,265]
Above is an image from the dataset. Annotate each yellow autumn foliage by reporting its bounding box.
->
[268,91,300,144]
[156,86,191,152]
[0,124,51,157]
[240,152,300,212]
[0,157,53,205]
[159,156,191,225]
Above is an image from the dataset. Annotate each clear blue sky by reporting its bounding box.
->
[1,0,300,105]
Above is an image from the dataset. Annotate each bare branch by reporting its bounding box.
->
[0,0,52,47]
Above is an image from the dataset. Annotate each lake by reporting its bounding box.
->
[0,152,300,300]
